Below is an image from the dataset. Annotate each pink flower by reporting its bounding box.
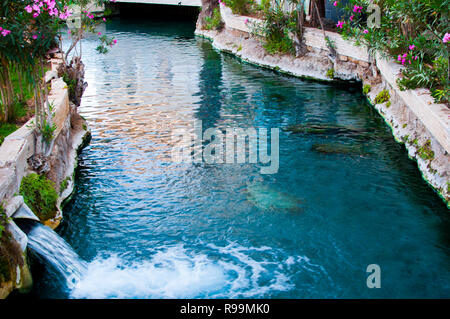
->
[32,34,38,40]
[363,29,369,34]
[98,32,102,36]
[336,21,344,29]
[333,1,338,6]
[403,53,407,58]
[414,56,418,60]
[401,58,406,65]
[244,18,249,24]
[25,5,33,13]
[353,5,362,13]
[443,33,450,43]
[103,18,106,22]
[350,15,354,21]
[113,39,118,44]
[409,44,415,50]
[1,29,11,37]
[397,55,402,61]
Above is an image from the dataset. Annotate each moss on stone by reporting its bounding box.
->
[20,173,58,221]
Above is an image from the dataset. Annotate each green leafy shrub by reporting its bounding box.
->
[20,173,58,221]
[204,8,223,31]
[254,4,297,55]
[374,89,391,104]
[223,0,254,15]
[0,123,18,146]
[338,0,449,104]
[363,84,371,95]
[417,140,435,160]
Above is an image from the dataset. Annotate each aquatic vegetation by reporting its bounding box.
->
[20,173,58,221]
[374,90,390,104]
[311,143,367,156]
[245,182,303,212]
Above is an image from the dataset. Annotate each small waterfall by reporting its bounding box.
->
[24,222,87,288]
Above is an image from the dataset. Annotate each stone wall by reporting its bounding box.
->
[196,4,449,205]
[0,57,90,298]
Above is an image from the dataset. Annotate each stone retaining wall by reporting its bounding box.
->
[196,5,450,204]
[0,57,90,298]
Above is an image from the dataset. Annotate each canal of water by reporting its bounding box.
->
[26,17,450,298]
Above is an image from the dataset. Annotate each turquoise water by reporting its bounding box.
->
[30,18,449,298]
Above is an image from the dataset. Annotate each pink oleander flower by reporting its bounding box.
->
[103,18,107,22]
[401,58,406,65]
[113,39,118,44]
[397,55,402,61]
[25,5,33,13]
[403,53,407,58]
[363,29,369,34]
[409,44,415,50]
[443,33,450,43]
[336,21,344,29]
[350,15,354,21]
[32,34,38,40]
[414,55,418,60]
[98,32,102,36]
[353,5,362,13]
[333,1,338,6]
[244,18,249,24]
[1,29,11,36]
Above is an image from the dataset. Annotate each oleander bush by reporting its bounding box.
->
[333,0,449,104]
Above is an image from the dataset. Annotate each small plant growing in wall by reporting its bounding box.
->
[20,173,58,222]
[204,8,223,31]
[363,84,371,95]
[417,140,435,161]
[374,89,390,104]
[60,176,71,194]
[326,68,335,79]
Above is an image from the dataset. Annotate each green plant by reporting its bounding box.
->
[0,123,18,146]
[326,68,335,79]
[0,204,6,239]
[40,119,57,144]
[374,90,391,104]
[417,140,435,160]
[223,0,254,15]
[204,8,223,31]
[62,72,77,100]
[363,84,371,95]
[20,173,58,221]
[60,176,71,194]
[252,3,297,55]
[338,0,449,105]
[386,101,392,108]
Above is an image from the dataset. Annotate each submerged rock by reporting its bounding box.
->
[311,143,368,156]
[283,123,369,138]
[245,182,303,212]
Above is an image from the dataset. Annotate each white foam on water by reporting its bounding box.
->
[70,243,311,299]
